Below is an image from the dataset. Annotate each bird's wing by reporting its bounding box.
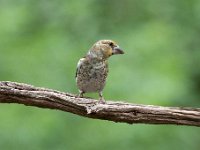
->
[75,57,87,78]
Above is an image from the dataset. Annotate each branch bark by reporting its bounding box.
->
[0,81,200,127]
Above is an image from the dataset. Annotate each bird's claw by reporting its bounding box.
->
[98,97,106,104]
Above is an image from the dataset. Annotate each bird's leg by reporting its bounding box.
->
[78,90,84,98]
[98,91,106,104]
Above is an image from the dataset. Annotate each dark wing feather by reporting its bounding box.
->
[75,57,86,78]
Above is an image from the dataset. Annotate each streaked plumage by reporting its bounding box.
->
[75,40,124,103]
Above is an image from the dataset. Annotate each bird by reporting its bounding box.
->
[75,40,124,103]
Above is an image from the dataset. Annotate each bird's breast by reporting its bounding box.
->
[88,61,108,80]
[76,60,108,92]
[93,61,105,69]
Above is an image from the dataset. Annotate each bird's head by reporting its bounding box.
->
[87,40,124,60]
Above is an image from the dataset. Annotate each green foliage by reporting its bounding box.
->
[0,0,200,149]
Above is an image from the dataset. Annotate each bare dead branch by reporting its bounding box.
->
[0,81,200,127]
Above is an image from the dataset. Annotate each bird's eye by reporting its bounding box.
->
[109,42,114,47]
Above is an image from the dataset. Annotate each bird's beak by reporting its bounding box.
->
[112,47,124,55]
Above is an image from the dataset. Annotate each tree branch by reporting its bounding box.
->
[0,81,200,127]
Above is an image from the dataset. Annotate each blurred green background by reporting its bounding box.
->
[0,0,200,149]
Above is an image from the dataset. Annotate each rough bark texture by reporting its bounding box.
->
[0,81,200,127]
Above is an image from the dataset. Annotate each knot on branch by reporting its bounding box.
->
[86,104,105,114]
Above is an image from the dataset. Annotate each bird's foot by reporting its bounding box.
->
[78,94,83,98]
[75,94,82,98]
[76,91,84,98]
[98,92,106,104]
[98,97,106,104]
